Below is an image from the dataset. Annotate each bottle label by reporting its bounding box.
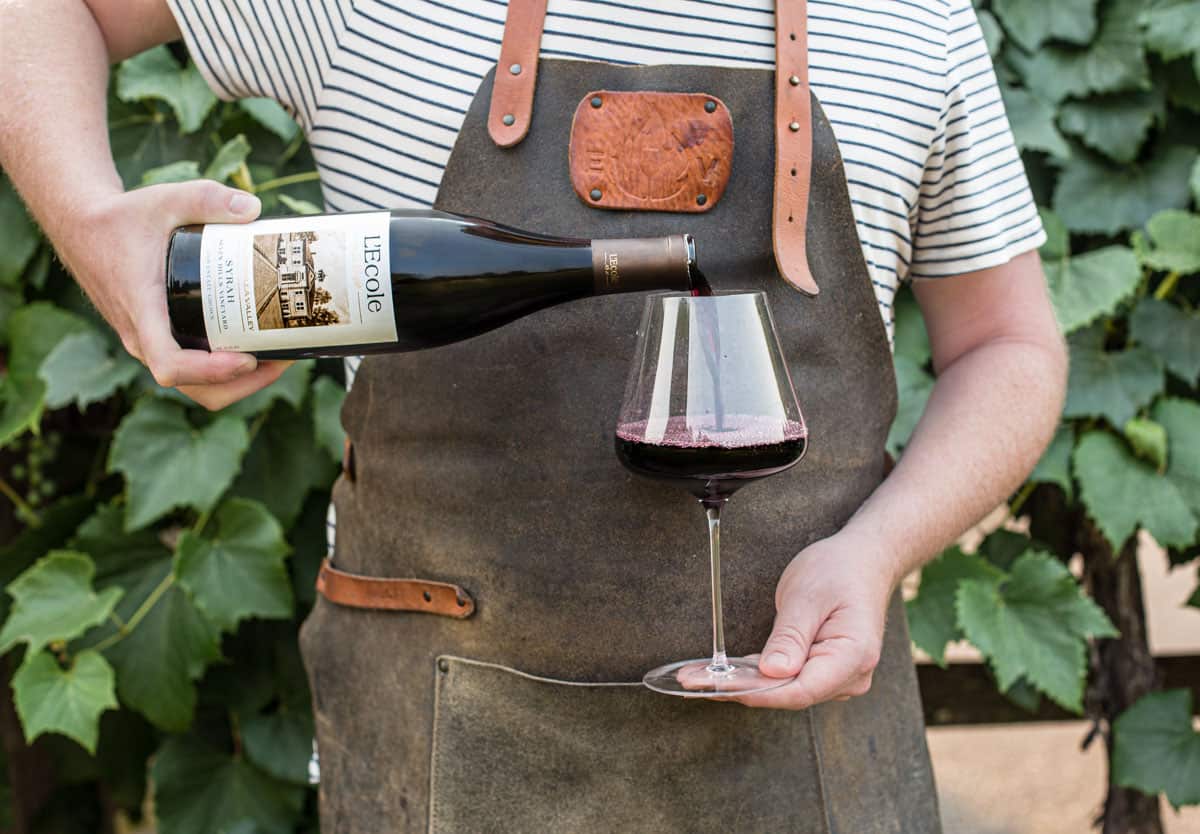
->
[199,212,396,351]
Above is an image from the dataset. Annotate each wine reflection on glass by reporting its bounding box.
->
[615,290,808,698]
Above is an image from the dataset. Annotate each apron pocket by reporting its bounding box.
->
[429,655,830,834]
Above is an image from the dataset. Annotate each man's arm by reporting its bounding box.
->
[0,0,287,408]
[737,250,1067,709]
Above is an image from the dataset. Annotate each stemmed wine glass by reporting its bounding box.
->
[615,291,808,697]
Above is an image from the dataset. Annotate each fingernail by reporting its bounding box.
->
[234,356,257,375]
[229,192,258,216]
[765,651,791,671]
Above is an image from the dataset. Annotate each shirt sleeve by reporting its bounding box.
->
[909,0,1045,279]
[165,0,343,130]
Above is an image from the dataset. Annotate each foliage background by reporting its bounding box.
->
[0,1,1198,830]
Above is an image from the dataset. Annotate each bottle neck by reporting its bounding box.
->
[590,234,695,295]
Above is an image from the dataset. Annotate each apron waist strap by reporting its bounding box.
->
[317,559,476,618]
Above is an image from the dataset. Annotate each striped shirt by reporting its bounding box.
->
[166,0,1045,556]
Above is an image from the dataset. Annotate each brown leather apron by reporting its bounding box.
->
[299,2,942,831]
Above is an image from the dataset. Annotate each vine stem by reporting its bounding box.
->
[0,475,41,527]
[1009,481,1037,518]
[91,572,174,653]
[254,171,321,194]
[1153,271,1180,301]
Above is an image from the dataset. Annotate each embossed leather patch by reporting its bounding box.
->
[569,91,733,213]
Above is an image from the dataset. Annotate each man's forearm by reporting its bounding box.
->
[0,0,123,244]
[841,334,1067,588]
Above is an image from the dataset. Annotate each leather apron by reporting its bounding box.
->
[299,3,942,832]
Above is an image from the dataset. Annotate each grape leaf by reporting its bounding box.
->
[1058,90,1165,163]
[1000,86,1071,158]
[222,360,313,420]
[1156,399,1200,513]
[175,498,293,633]
[311,375,346,462]
[906,548,1003,666]
[1112,689,1200,808]
[116,46,217,134]
[978,529,1033,572]
[1031,425,1075,498]
[1065,326,1164,428]
[242,707,314,785]
[38,331,141,410]
[977,9,1004,57]
[141,160,201,186]
[1053,146,1199,234]
[1008,0,1149,103]
[1124,417,1168,472]
[239,98,299,143]
[0,176,40,286]
[0,303,91,445]
[153,734,305,834]
[0,552,123,655]
[991,0,1097,51]
[277,193,322,215]
[109,398,249,530]
[956,550,1117,711]
[1044,246,1141,334]
[1130,299,1200,383]
[1039,207,1069,261]
[1193,156,1200,205]
[204,135,251,183]
[0,496,96,621]
[230,401,336,528]
[1134,210,1200,273]
[1074,429,1198,551]
[1140,0,1200,75]
[886,356,934,456]
[12,650,117,753]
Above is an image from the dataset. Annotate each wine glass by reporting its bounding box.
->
[615,291,808,697]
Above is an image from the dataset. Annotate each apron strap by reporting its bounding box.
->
[487,0,819,295]
[317,559,477,618]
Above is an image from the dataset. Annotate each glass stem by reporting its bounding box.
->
[704,500,732,673]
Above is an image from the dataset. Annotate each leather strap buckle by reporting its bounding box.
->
[317,559,476,618]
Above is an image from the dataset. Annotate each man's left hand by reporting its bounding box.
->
[729,531,897,710]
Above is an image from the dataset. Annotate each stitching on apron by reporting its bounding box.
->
[805,706,835,834]
[436,654,644,687]
[428,658,445,834]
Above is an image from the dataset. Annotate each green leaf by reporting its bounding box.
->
[230,401,337,528]
[221,359,313,420]
[1192,156,1200,205]
[1000,86,1071,158]
[1009,0,1149,103]
[1065,326,1164,428]
[1044,247,1141,335]
[1164,58,1200,113]
[1038,207,1069,261]
[1140,0,1200,73]
[238,98,299,143]
[116,46,217,133]
[0,303,91,445]
[1156,399,1200,514]
[956,550,1117,711]
[906,548,1003,666]
[141,160,200,186]
[0,552,123,655]
[153,734,305,834]
[887,356,935,456]
[311,375,346,461]
[1074,429,1198,550]
[108,398,249,530]
[276,193,322,215]
[38,331,141,410]
[12,650,117,753]
[1031,425,1075,497]
[204,134,251,183]
[978,529,1034,572]
[175,498,293,633]
[1135,210,1200,273]
[0,496,96,622]
[1053,146,1199,235]
[1058,90,1165,163]
[1130,299,1200,383]
[1112,689,1200,808]
[1124,417,1168,471]
[991,0,1097,51]
[977,9,1004,57]
[241,706,314,785]
[0,177,40,286]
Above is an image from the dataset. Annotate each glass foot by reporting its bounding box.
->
[643,656,796,698]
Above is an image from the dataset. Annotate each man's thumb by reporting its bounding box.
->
[165,179,261,224]
[759,605,818,678]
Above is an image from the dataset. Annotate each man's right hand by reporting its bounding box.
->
[63,180,291,410]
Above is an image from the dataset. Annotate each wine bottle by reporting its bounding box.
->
[166,208,700,358]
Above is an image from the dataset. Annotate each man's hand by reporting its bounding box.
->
[62,181,290,410]
[727,531,894,709]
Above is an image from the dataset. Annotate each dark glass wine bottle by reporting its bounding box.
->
[166,208,699,359]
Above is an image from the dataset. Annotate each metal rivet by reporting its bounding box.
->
[423,590,432,602]
[509,62,522,75]
[502,113,515,126]
[789,121,801,132]
[704,100,717,113]
[438,659,449,673]
[590,95,603,108]
[696,193,708,206]
[589,188,603,201]
[789,75,801,86]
